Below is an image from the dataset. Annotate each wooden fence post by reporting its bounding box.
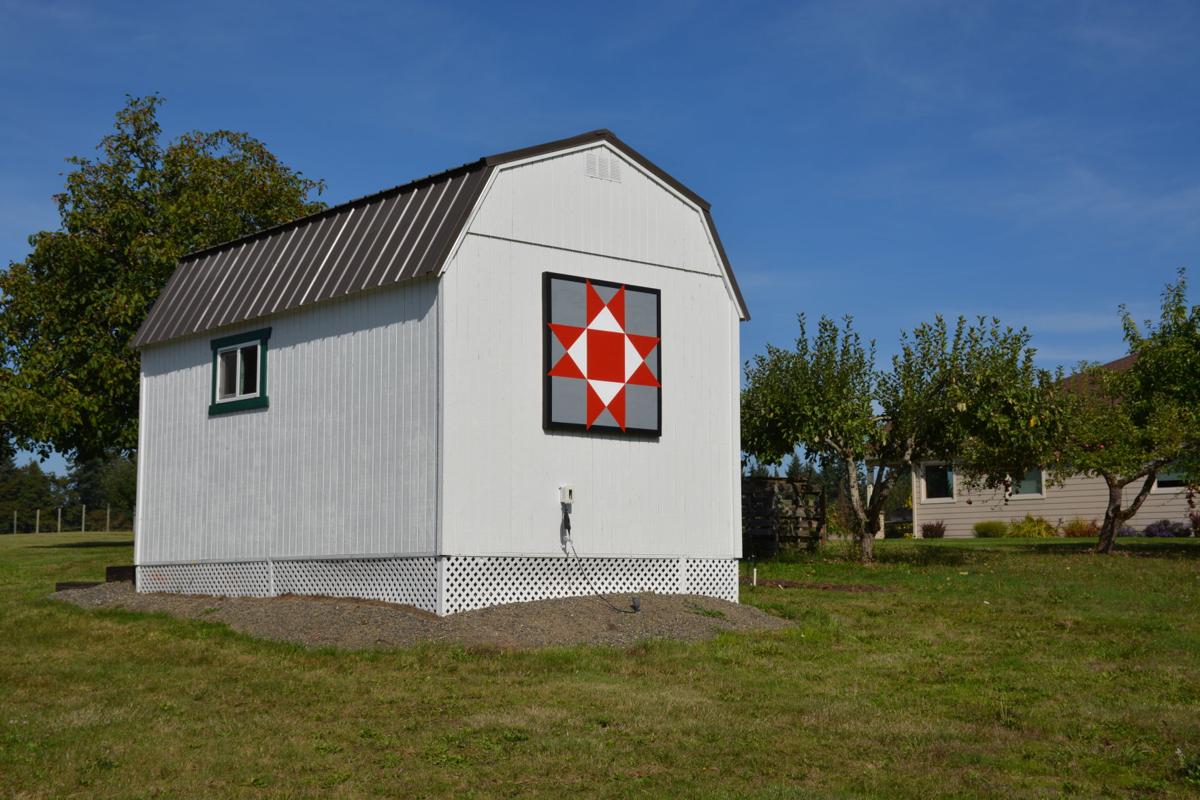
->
[81,505,86,533]
[106,505,111,533]
[57,507,62,533]
[35,509,40,534]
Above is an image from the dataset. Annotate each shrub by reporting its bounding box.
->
[1006,514,1057,538]
[920,520,946,539]
[1061,517,1099,538]
[884,522,912,539]
[1117,525,1139,537]
[1142,519,1192,538]
[973,520,1007,538]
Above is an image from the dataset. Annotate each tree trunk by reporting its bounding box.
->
[1096,478,1124,554]
[1096,472,1157,554]
[859,530,875,563]
[860,510,885,563]
[1096,515,1119,553]
[841,457,873,564]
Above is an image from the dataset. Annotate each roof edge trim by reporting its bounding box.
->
[482,129,712,211]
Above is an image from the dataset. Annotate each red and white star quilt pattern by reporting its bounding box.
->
[544,274,661,434]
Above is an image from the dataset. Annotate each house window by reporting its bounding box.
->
[1012,468,1044,498]
[209,328,270,416]
[1155,470,1187,491]
[923,464,955,502]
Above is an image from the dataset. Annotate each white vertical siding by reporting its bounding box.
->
[137,279,439,564]
[912,468,1194,538]
[730,309,742,558]
[439,146,741,560]
[468,145,725,279]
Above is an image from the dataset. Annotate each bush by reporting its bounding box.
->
[884,522,912,539]
[1007,514,1057,538]
[1117,525,1140,537]
[1142,519,1192,538]
[920,520,946,539]
[973,520,1007,538]
[1061,518,1099,538]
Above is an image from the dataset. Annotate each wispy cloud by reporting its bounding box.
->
[1004,310,1122,335]
[0,0,93,25]
[1065,3,1199,63]
[986,162,1200,237]
[1032,344,1128,368]
[1069,21,1157,55]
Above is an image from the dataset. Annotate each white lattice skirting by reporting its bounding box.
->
[137,556,738,616]
[441,556,738,613]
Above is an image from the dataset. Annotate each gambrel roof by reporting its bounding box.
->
[133,130,747,348]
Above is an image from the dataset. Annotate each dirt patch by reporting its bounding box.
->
[53,582,790,650]
[741,578,889,593]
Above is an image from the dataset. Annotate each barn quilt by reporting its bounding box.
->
[543,272,661,435]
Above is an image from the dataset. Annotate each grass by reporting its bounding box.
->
[2,533,1199,798]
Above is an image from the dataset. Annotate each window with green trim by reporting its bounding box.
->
[209,328,270,415]
[1155,469,1186,491]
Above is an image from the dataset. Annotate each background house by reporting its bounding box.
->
[912,354,1194,538]
[132,130,748,614]
[912,464,1192,538]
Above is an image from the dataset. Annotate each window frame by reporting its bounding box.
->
[920,462,957,504]
[1008,468,1046,501]
[209,327,271,416]
[1152,469,1188,493]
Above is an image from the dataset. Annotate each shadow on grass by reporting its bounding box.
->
[775,537,1200,567]
[978,539,1200,559]
[934,538,1200,559]
[872,546,975,566]
[1108,541,1200,559]
[33,540,134,550]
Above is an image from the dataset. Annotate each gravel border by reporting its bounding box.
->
[53,582,790,650]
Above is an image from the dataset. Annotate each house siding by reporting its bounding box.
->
[439,146,740,560]
[912,468,1193,538]
[135,279,439,565]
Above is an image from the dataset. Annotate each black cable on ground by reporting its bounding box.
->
[562,507,638,614]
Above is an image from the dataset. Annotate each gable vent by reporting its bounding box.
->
[585,149,622,183]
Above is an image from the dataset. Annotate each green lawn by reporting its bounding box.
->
[2,533,1199,799]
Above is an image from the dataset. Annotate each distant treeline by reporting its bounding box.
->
[0,441,135,532]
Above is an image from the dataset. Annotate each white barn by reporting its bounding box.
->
[132,130,749,615]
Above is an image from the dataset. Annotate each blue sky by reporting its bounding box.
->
[3,0,1198,473]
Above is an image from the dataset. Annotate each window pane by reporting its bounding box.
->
[218,350,238,399]
[1158,470,1186,488]
[925,465,953,499]
[240,344,258,396]
[1015,468,1043,496]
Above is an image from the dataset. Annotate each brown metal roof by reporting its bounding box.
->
[133,130,747,347]
[1059,353,1139,394]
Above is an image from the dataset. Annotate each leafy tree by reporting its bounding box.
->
[882,468,912,519]
[784,455,805,481]
[1060,271,1200,553]
[66,452,136,511]
[99,456,137,512]
[0,95,325,459]
[0,449,62,532]
[742,314,1064,562]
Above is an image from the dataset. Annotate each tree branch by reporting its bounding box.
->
[1121,471,1160,522]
